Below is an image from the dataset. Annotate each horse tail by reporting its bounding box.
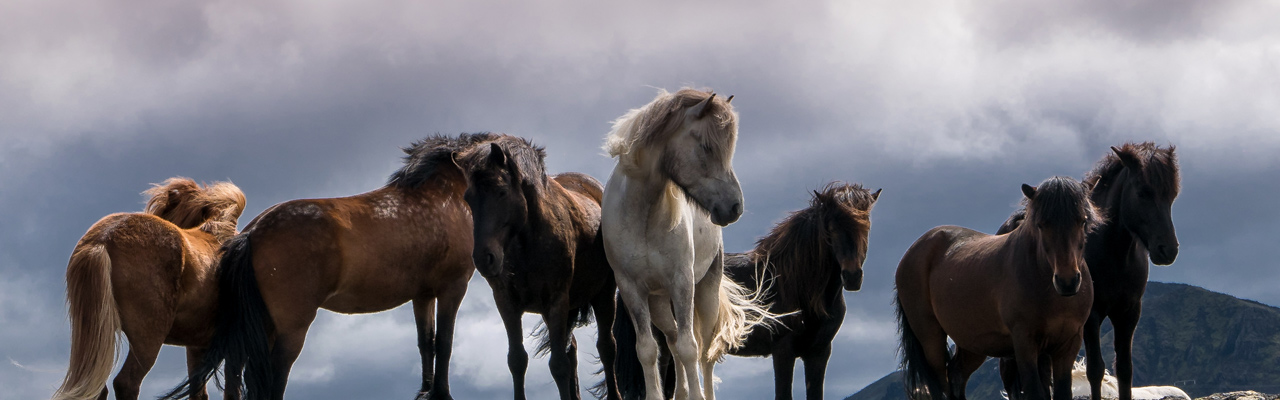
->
[162,232,274,400]
[707,273,782,362]
[896,297,946,400]
[53,244,121,400]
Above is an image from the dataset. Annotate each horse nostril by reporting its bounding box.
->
[730,202,742,217]
[486,252,496,267]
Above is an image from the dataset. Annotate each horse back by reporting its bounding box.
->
[552,172,604,204]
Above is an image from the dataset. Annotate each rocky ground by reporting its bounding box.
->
[1193,392,1280,400]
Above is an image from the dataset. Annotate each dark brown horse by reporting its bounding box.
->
[164,134,486,400]
[610,182,880,400]
[896,176,1102,400]
[460,136,620,400]
[54,178,246,400]
[996,143,1180,400]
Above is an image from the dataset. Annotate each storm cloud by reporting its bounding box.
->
[2,0,1278,399]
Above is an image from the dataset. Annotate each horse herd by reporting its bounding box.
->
[50,88,1181,400]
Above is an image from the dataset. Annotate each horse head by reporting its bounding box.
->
[604,88,744,226]
[813,184,880,291]
[462,140,548,278]
[1021,177,1103,296]
[1107,144,1181,265]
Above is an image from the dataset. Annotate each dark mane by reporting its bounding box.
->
[1084,142,1181,200]
[457,134,548,188]
[1023,176,1103,232]
[750,182,874,317]
[388,132,502,188]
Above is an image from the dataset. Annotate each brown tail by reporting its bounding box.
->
[53,244,121,400]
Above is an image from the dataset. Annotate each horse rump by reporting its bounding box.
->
[162,233,273,400]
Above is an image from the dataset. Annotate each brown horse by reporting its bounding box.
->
[460,137,620,400]
[610,182,880,400]
[895,176,1102,400]
[996,143,1180,400]
[163,134,485,400]
[53,178,246,400]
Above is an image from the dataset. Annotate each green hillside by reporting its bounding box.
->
[846,282,1280,400]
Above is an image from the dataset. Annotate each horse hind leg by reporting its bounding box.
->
[112,333,166,400]
[185,347,211,400]
[946,346,987,400]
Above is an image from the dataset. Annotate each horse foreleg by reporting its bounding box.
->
[649,295,687,400]
[413,298,437,398]
[666,286,703,400]
[1012,339,1048,400]
[692,269,722,400]
[185,347,211,400]
[1112,309,1141,400]
[496,299,529,400]
[771,347,797,400]
[1082,313,1105,400]
[590,293,621,400]
[430,289,465,400]
[947,346,987,400]
[1051,336,1083,400]
[619,287,664,400]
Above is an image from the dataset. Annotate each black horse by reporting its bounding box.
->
[461,137,620,400]
[609,182,879,400]
[996,143,1180,400]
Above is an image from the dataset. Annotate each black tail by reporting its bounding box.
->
[896,297,946,400]
[162,233,275,400]
[531,304,594,359]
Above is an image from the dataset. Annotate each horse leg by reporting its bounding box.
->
[666,283,703,400]
[1012,339,1047,400]
[999,358,1021,400]
[590,293,621,400]
[413,298,437,399]
[544,302,579,400]
[1112,309,1141,400]
[770,339,797,400]
[1082,313,1105,400]
[429,288,466,400]
[692,268,723,400]
[186,347,211,400]
[267,326,310,400]
[497,299,529,400]
[1050,336,1083,400]
[224,356,243,400]
[649,295,687,400]
[111,333,164,400]
[619,285,664,400]
[946,346,987,400]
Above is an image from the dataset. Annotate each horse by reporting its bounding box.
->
[53,177,247,400]
[995,143,1180,400]
[895,176,1103,400]
[601,88,778,400]
[162,134,486,400]
[609,182,881,400]
[459,136,620,400]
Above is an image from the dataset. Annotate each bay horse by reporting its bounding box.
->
[54,177,246,400]
[601,88,778,400]
[163,134,485,400]
[610,183,880,400]
[460,136,620,400]
[895,176,1102,400]
[995,143,1180,400]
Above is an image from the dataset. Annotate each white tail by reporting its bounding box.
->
[707,274,786,362]
[53,244,121,400]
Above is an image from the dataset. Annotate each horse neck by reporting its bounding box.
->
[1090,170,1143,268]
[757,209,841,315]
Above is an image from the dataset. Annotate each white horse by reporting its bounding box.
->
[601,88,774,400]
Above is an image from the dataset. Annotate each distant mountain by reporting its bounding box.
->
[846,282,1280,400]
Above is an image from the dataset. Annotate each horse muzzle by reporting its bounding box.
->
[1150,242,1179,266]
[472,248,503,277]
[841,269,864,292]
[1052,272,1082,297]
[709,201,743,226]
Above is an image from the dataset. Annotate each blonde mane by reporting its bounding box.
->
[603,88,738,163]
[143,177,246,241]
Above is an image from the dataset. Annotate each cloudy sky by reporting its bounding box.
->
[2,0,1279,399]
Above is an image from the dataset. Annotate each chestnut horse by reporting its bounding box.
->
[995,143,1180,400]
[611,182,880,400]
[896,176,1102,400]
[460,136,620,400]
[164,134,484,400]
[54,178,246,400]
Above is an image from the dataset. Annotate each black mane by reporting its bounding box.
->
[388,132,502,188]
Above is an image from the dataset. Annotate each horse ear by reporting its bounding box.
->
[871,188,882,202]
[725,95,734,104]
[686,93,716,119]
[1111,146,1142,171]
[1021,184,1037,200]
[488,142,506,167]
